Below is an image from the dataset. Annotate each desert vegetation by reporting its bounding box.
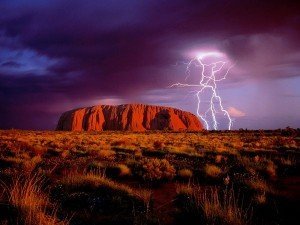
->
[0,128,299,225]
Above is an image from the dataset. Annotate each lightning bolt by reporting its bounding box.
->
[170,54,235,130]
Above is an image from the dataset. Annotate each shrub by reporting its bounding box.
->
[31,145,47,156]
[265,161,276,178]
[254,193,267,205]
[239,156,277,178]
[153,141,165,149]
[245,177,272,194]
[137,158,176,181]
[117,164,131,176]
[281,127,298,137]
[61,150,70,159]
[215,155,223,163]
[98,150,116,160]
[279,157,295,166]
[177,169,193,179]
[176,183,193,196]
[106,164,131,177]
[23,155,42,173]
[253,155,260,163]
[204,164,222,178]
[111,140,126,146]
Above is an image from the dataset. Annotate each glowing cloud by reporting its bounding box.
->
[196,51,225,60]
[228,107,246,117]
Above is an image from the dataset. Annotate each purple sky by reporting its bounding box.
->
[0,0,300,130]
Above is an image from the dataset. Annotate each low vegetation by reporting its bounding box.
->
[0,175,68,225]
[136,158,176,181]
[0,128,299,225]
[176,184,252,225]
[204,164,223,178]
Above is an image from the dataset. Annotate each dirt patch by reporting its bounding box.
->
[152,182,177,225]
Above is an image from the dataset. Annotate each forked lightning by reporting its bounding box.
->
[171,52,234,130]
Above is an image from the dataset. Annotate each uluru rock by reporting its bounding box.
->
[56,104,203,131]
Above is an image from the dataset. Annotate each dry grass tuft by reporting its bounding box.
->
[60,172,151,205]
[200,188,251,225]
[176,184,252,225]
[245,177,272,194]
[1,175,68,225]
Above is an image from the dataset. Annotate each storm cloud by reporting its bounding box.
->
[0,0,299,129]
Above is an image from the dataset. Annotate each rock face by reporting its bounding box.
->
[56,104,203,131]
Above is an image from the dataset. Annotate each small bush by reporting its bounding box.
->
[204,164,222,178]
[245,177,272,194]
[215,155,223,163]
[177,169,193,179]
[137,158,176,181]
[106,164,131,177]
[61,150,70,159]
[117,164,131,176]
[265,161,276,178]
[24,156,42,172]
[98,150,116,160]
[254,193,267,205]
[239,156,277,178]
[176,183,193,196]
[153,141,165,149]
[279,157,294,166]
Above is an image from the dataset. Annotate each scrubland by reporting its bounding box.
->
[0,128,299,225]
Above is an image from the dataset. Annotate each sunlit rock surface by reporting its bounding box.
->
[56,104,203,131]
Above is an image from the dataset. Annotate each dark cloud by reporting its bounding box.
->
[1,61,22,67]
[0,0,300,129]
